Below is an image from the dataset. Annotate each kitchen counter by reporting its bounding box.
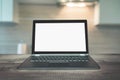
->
[0,54,120,80]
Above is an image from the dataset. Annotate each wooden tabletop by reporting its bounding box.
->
[0,54,120,80]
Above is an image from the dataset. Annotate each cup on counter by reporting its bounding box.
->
[17,40,28,54]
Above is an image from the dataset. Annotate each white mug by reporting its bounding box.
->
[17,43,27,54]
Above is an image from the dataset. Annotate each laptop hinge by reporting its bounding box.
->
[79,54,89,56]
[32,54,89,56]
[32,54,41,56]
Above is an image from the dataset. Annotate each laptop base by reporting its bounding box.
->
[18,56,100,70]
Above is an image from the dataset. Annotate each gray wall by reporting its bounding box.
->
[0,4,120,54]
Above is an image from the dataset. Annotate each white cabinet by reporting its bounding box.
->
[0,0,19,23]
[0,0,2,21]
[94,0,120,25]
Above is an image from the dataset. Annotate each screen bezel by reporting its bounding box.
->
[32,20,89,54]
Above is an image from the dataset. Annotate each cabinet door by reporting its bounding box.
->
[2,0,14,22]
[0,0,2,21]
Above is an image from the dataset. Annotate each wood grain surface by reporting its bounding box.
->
[0,54,120,80]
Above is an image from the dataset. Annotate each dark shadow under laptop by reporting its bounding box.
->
[18,20,100,70]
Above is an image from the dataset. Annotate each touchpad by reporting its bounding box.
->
[49,63,69,67]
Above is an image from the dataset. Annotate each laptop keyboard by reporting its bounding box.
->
[31,56,88,63]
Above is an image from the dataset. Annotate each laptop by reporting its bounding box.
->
[18,20,100,70]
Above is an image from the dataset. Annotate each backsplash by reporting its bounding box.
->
[0,4,120,54]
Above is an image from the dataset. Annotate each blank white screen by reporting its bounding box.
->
[35,23,86,52]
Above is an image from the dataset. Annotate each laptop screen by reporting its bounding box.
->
[32,20,88,54]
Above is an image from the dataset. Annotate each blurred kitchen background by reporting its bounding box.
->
[0,0,120,54]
